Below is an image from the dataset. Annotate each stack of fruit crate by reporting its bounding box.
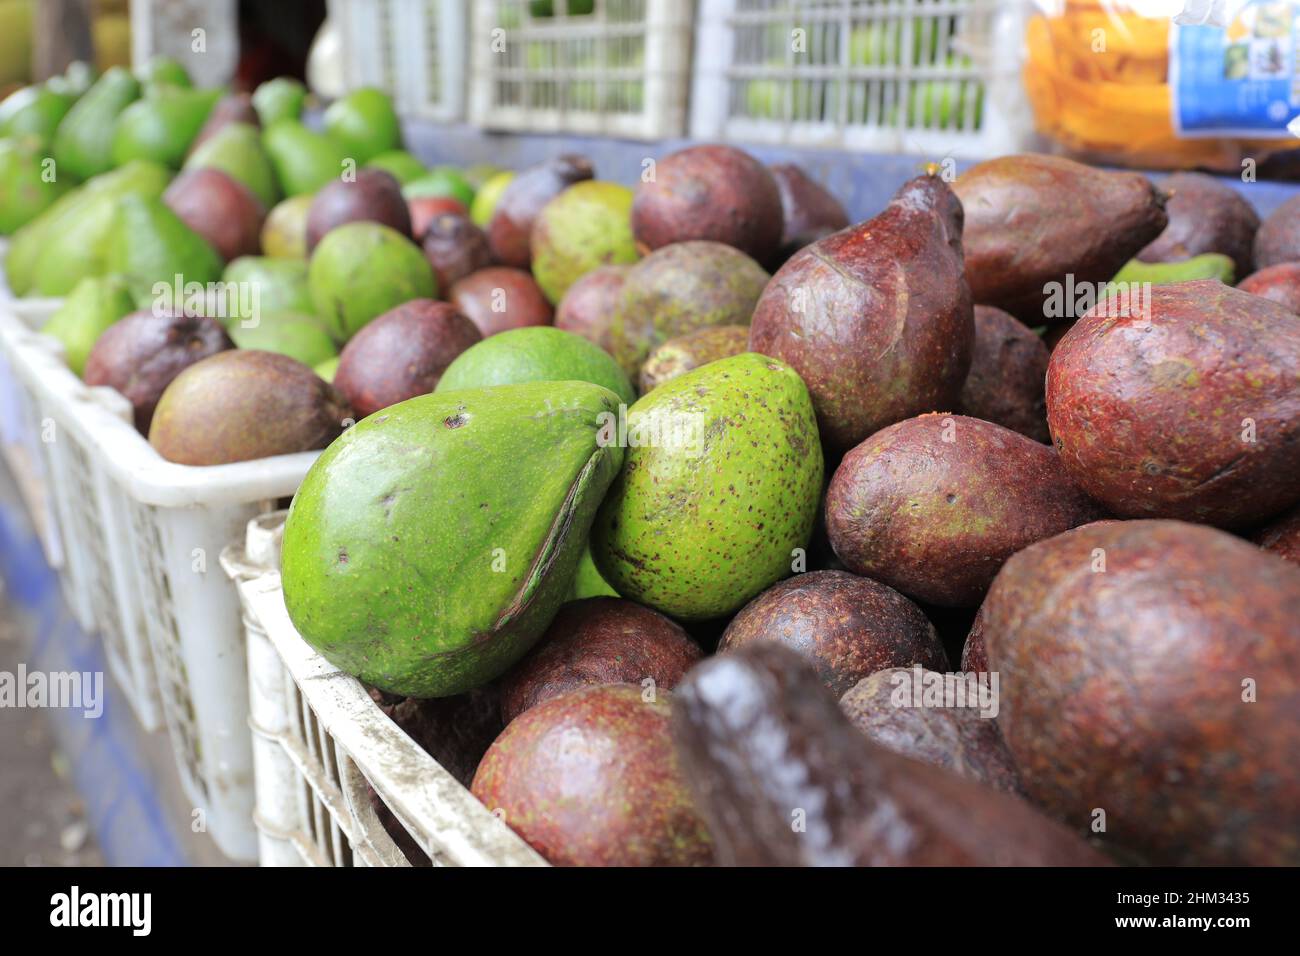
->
[468,0,694,139]
[690,0,1029,157]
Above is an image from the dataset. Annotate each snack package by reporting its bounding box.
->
[1024,0,1300,169]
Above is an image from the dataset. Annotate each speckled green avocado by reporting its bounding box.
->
[281,380,625,697]
[530,180,638,304]
[592,352,823,620]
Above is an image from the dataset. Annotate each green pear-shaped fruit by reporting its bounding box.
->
[470,169,515,227]
[230,310,337,367]
[138,55,192,89]
[0,85,75,144]
[365,149,425,185]
[308,221,436,340]
[8,160,172,296]
[52,66,140,181]
[251,76,306,127]
[592,352,824,620]
[111,85,221,168]
[42,275,135,376]
[436,326,635,405]
[322,87,401,165]
[403,166,475,208]
[569,545,619,600]
[281,380,626,696]
[313,355,340,383]
[184,121,280,209]
[0,137,70,235]
[1108,252,1236,287]
[262,118,350,196]
[260,194,312,259]
[531,180,637,304]
[105,194,224,306]
[220,256,315,328]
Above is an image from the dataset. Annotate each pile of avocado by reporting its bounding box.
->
[4,55,1298,871]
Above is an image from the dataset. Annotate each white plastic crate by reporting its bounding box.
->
[0,241,65,330]
[469,0,694,139]
[0,310,325,862]
[690,0,1031,157]
[221,511,547,867]
[0,329,62,568]
[327,0,468,122]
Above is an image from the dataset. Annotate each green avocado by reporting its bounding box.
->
[530,180,638,304]
[221,256,314,329]
[570,545,619,600]
[185,121,280,209]
[0,137,70,235]
[592,352,824,620]
[110,85,221,168]
[105,194,224,307]
[230,310,337,367]
[262,118,350,197]
[42,275,134,375]
[7,159,172,296]
[251,76,306,127]
[1108,253,1236,288]
[364,149,425,186]
[52,66,141,181]
[0,85,75,144]
[321,87,401,165]
[436,326,636,406]
[281,380,625,697]
[307,222,435,341]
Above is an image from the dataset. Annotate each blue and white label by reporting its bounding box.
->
[1171,0,1300,136]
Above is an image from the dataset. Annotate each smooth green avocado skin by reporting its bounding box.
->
[281,380,624,697]
[436,325,636,406]
[592,352,824,621]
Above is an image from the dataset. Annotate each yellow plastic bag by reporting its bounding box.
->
[1024,0,1295,169]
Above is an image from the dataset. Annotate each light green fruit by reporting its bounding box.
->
[436,326,636,405]
[280,380,625,697]
[308,222,436,341]
[849,23,901,67]
[321,87,401,165]
[0,85,75,144]
[592,352,824,620]
[469,170,514,227]
[365,149,425,185]
[105,194,225,307]
[42,275,134,375]
[530,180,637,304]
[138,56,192,89]
[262,119,350,197]
[463,163,504,190]
[10,160,172,296]
[110,86,221,168]
[0,137,70,235]
[185,121,280,208]
[220,257,315,328]
[231,310,338,367]
[569,545,619,600]
[260,195,313,260]
[403,166,475,208]
[251,76,307,127]
[904,79,981,129]
[313,355,340,383]
[52,66,140,181]
[1108,253,1236,288]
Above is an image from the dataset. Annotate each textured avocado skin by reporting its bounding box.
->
[592,352,823,621]
[281,381,624,697]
